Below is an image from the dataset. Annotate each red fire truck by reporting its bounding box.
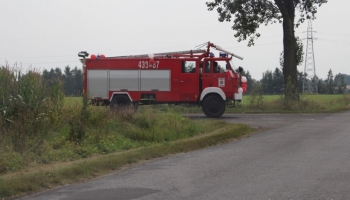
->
[78,42,247,118]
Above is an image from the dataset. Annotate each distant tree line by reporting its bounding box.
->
[344,74,350,85]
[42,66,83,96]
[243,68,349,95]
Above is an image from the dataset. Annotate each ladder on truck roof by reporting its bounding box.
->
[110,49,206,58]
[78,42,243,60]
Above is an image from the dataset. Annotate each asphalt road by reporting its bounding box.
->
[20,111,350,200]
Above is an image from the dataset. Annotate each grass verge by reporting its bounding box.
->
[153,94,350,114]
[0,123,253,199]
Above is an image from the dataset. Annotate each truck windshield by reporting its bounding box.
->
[229,60,236,71]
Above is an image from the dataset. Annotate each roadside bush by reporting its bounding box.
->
[0,64,64,153]
[340,94,350,105]
[116,107,202,142]
[248,82,265,109]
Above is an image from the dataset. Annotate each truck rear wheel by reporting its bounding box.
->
[110,95,132,111]
[202,95,226,118]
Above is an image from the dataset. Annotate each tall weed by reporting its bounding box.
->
[279,77,300,110]
[116,107,202,142]
[248,82,265,109]
[0,64,64,153]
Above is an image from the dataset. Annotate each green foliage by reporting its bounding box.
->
[334,73,347,94]
[280,76,300,109]
[113,107,202,142]
[206,0,327,46]
[280,36,304,71]
[0,65,64,153]
[63,66,83,96]
[344,74,350,85]
[66,95,92,144]
[0,122,252,199]
[248,82,264,109]
[260,67,284,95]
[316,71,348,94]
[0,94,218,176]
[42,66,83,97]
[256,68,347,95]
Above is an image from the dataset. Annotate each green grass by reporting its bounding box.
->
[0,122,253,199]
[66,93,350,111]
[64,96,82,106]
[0,106,217,172]
[233,94,350,113]
[120,94,350,114]
[1,97,255,199]
[1,94,349,199]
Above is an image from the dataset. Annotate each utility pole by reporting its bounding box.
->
[303,19,318,93]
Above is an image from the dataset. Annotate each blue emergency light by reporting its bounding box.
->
[219,52,227,57]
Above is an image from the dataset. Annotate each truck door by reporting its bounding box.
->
[201,59,212,89]
[178,60,198,101]
[201,59,233,95]
[211,60,229,88]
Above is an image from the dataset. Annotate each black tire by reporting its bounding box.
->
[202,95,226,118]
[110,95,131,111]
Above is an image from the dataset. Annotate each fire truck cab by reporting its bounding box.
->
[79,42,247,118]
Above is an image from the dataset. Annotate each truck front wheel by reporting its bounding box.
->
[202,95,226,118]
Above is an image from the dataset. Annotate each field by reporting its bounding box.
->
[0,93,350,199]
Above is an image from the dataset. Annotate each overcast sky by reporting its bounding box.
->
[1,0,349,80]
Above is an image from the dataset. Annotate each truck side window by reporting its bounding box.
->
[214,62,219,73]
[181,61,196,73]
[214,61,227,73]
[204,61,210,73]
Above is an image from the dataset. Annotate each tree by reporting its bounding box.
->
[272,67,284,94]
[261,70,274,94]
[317,78,326,94]
[343,74,350,85]
[242,70,256,94]
[334,73,346,94]
[325,69,334,94]
[280,37,304,69]
[62,66,83,96]
[63,66,73,95]
[42,68,63,87]
[206,0,327,99]
[72,67,83,96]
[298,71,306,93]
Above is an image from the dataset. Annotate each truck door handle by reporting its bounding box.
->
[180,81,184,83]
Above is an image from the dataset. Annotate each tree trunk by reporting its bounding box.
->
[276,0,299,100]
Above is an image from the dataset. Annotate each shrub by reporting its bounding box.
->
[0,64,64,153]
[248,82,264,109]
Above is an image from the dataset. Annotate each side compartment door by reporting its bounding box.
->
[87,70,108,99]
[178,60,199,101]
